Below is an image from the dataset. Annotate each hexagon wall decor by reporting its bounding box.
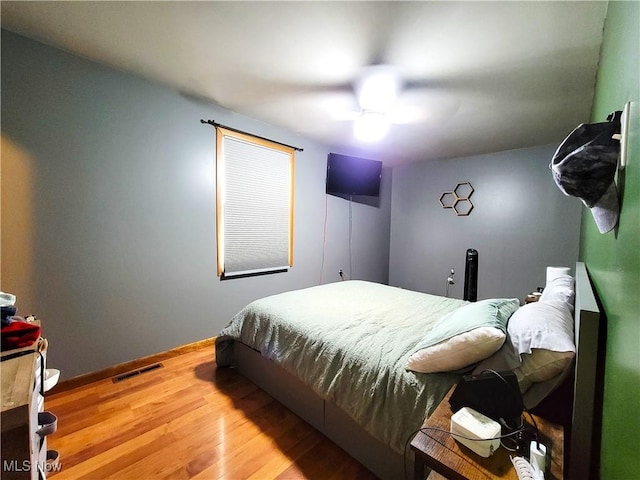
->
[454,182,474,200]
[439,192,456,209]
[453,198,474,216]
[440,182,474,216]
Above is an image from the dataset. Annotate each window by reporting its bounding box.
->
[216,127,294,278]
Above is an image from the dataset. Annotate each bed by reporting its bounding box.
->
[215,262,602,480]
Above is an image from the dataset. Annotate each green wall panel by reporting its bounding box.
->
[580,2,640,479]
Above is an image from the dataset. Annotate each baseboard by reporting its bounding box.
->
[47,337,215,396]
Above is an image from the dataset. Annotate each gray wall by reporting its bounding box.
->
[0,30,391,379]
[389,145,582,300]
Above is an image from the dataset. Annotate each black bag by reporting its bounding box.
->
[449,370,523,423]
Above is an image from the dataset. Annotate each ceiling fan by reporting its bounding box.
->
[343,65,428,143]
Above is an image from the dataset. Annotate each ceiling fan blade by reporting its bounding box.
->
[387,105,426,124]
[331,109,361,122]
[386,87,462,125]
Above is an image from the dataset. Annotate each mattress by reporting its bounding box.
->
[215,280,468,453]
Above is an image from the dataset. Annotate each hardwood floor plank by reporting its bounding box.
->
[48,338,215,395]
[246,428,323,480]
[202,411,319,479]
[51,424,175,480]
[47,346,377,480]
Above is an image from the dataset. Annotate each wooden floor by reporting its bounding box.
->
[46,347,378,480]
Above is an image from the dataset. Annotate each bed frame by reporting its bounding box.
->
[568,262,602,480]
[227,262,602,480]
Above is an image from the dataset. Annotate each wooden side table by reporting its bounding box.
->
[411,387,564,480]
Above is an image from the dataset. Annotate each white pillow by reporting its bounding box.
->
[521,360,576,409]
[507,300,576,406]
[514,349,575,392]
[473,301,576,407]
[406,326,506,373]
[406,298,520,373]
[540,275,575,311]
[508,300,575,356]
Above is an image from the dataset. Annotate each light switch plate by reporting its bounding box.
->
[618,101,638,171]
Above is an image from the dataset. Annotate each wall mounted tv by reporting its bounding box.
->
[326,153,383,197]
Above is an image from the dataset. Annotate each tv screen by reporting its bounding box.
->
[326,153,382,197]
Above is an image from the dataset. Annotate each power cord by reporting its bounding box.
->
[348,195,353,280]
[403,422,531,480]
[404,371,542,480]
[445,268,455,297]
[480,369,541,450]
[319,192,329,284]
[421,425,530,442]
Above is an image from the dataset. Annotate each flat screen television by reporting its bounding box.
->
[326,153,382,197]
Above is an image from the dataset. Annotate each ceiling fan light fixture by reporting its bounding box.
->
[354,111,390,142]
[356,67,399,112]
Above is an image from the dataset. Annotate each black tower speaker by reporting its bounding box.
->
[463,248,478,302]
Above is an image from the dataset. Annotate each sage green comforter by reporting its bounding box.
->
[216,280,468,454]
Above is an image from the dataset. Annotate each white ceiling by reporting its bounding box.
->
[1,1,608,166]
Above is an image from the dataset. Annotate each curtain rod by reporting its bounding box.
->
[200,119,304,152]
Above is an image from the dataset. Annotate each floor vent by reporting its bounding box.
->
[112,363,163,383]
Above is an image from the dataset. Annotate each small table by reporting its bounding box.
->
[411,387,564,480]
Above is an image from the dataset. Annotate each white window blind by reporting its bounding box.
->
[216,127,294,277]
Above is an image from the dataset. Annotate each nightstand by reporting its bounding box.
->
[411,386,564,480]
